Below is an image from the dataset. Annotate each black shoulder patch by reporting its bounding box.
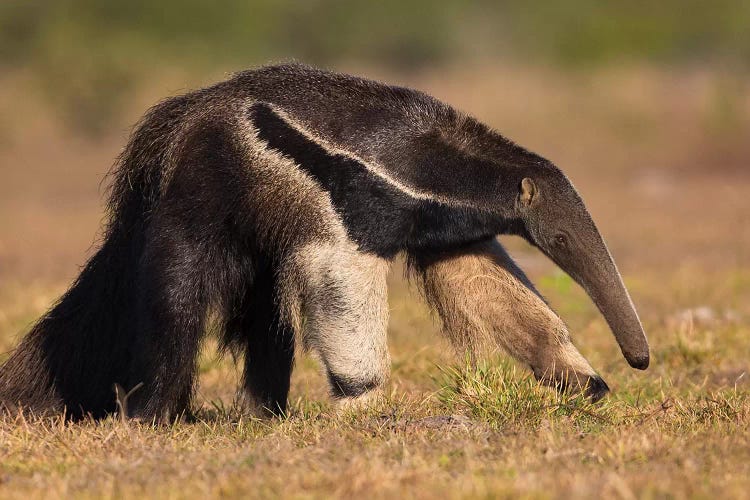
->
[249,102,415,258]
[248,103,506,257]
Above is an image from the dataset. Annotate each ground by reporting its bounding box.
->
[0,64,749,498]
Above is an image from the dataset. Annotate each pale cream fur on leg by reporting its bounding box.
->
[410,238,599,392]
[279,239,392,403]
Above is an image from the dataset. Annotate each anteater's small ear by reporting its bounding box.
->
[520,178,538,207]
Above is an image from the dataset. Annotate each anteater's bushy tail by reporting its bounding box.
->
[0,96,191,419]
[0,217,145,419]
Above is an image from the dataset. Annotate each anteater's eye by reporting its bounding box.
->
[553,234,568,247]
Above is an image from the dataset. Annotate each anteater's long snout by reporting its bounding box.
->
[542,211,650,370]
[581,245,650,370]
[591,274,650,369]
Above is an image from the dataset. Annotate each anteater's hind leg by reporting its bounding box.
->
[125,212,211,422]
[223,261,295,417]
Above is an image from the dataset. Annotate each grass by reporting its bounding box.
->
[1,268,748,499]
[1,63,749,498]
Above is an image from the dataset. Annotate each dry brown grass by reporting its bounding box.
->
[1,63,749,498]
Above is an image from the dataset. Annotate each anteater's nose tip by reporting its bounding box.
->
[586,376,610,403]
[627,352,650,370]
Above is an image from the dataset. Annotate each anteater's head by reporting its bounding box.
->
[514,167,650,371]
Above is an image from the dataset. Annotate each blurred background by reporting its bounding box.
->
[1,1,749,392]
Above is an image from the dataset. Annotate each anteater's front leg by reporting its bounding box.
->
[410,238,609,402]
[285,243,391,408]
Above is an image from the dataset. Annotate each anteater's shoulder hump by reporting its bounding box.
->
[225,63,449,118]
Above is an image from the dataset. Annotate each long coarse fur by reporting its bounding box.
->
[0,96,176,418]
[0,62,639,420]
[408,239,609,400]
